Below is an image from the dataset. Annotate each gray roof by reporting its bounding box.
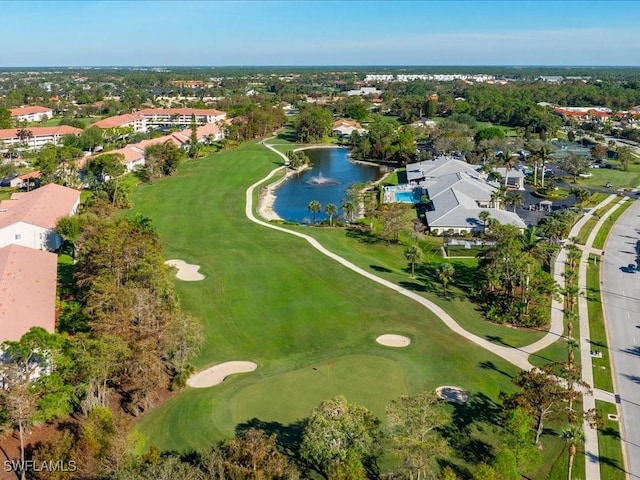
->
[425,172,497,203]
[427,199,526,230]
[406,157,480,182]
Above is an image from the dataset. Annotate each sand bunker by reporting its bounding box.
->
[436,385,469,404]
[187,361,258,388]
[165,259,205,281]
[376,334,411,347]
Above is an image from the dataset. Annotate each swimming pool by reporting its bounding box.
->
[394,191,418,203]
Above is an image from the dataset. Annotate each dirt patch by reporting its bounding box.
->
[187,361,258,388]
[376,334,411,347]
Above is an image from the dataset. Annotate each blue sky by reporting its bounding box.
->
[3,1,639,66]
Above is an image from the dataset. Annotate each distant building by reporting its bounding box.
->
[346,87,382,97]
[537,76,564,84]
[136,108,226,128]
[332,119,367,137]
[0,126,83,152]
[9,105,54,123]
[92,113,147,133]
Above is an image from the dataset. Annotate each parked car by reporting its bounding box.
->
[579,172,593,178]
[628,263,637,273]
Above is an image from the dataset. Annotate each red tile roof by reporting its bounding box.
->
[9,105,53,117]
[95,146,144,165]
[178,123,222,139]
[333,119,361,129]
[0,183,80,230]
[18,171,41,180]
[0,125,82,140]
[92,113,144,129]
[0,244,57,341]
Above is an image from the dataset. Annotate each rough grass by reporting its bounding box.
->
[596,400,626,480]
[130,142,522,453]
[575,201,617,245]
[586,255,614,392]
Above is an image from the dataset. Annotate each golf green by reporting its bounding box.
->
[229,354,408,426]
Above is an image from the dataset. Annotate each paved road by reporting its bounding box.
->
[602,198,640,479]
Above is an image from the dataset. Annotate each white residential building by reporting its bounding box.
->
[9,105,54,123]
[0,126,83,152]
[137,108,226,127]
[0,183,81,251]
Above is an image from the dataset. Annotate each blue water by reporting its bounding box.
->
[273,148,382,223]
[394,191,418,203]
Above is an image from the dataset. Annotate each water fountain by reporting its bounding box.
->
[306,172,340,186]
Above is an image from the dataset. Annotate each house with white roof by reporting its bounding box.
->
[0,183,81,250]
[396,157,526,234]
[0,244,57,342]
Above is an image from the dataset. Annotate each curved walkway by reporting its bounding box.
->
[252,140,537,369]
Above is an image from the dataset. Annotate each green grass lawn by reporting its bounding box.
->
[41,116,101,128]
[586,255,614,392]
[593,199,633,250]
[129,141,524,455]
[572,163,640,190]
[294,226,546,349]
[575,201,617,245]
[596,400,626,480]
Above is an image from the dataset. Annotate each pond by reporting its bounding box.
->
[273,147,383,223]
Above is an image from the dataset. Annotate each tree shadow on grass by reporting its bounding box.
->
[479,360,513,379]
[275,130,298,143]
[235,418,305,459]
[448,261,484,293]
[345,225,382,244]
[442,392,502,466]
[370,264,392,273]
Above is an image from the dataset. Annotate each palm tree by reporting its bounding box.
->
[562,424,585,480]
[565,310,578,340]
[308,200,321,224]
[16,128,33,150]
[567,337,578,367]
[506,192,523,213]
[324,203,337,227]
[490,186,507,209]
[404,245,423,278]
[437,262,455,298]
[341,200,356,223]
[479,210,491,234]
